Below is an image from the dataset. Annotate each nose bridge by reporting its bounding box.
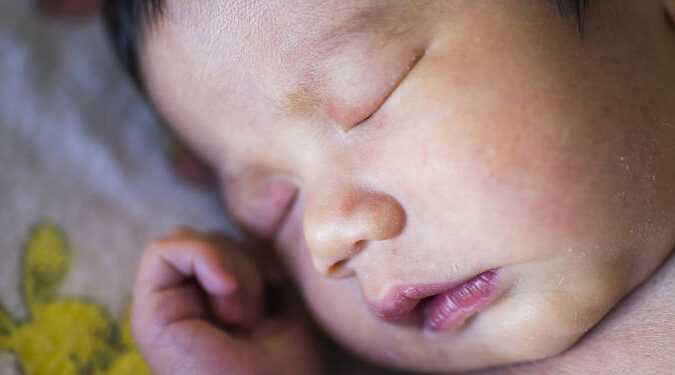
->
[303,183,407,277]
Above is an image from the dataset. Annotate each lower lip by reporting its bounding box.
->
[423,269,499,333]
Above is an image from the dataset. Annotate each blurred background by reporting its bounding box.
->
[0,1,235,374]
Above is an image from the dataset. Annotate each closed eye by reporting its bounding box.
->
[350,49,426,131]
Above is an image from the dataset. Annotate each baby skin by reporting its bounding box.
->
[132,0,675,373]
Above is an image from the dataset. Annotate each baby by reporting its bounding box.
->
[103,0,675,373]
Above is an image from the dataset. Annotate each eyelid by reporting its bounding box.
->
[349,49,426,131]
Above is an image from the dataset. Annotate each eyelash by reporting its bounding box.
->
[351,50,426,129]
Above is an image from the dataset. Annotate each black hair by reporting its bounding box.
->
[556,0,590,35]
[103,0,589,90]
[103,0,163,90]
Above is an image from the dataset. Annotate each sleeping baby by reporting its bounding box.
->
[102,0,675,373]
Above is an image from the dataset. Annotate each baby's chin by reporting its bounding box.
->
[326,295,608,373]
[305,261,629,373]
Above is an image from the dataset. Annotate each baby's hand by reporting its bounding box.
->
[132,229,323,375]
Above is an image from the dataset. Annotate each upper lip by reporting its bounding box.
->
[367,279,470,318]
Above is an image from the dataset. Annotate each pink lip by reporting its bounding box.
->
[368,269,500,333]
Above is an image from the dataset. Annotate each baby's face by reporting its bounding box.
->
[141,0,675,372]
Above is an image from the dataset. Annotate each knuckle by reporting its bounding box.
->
[166,227,201,240]
[144,234,210,257]
[146,295,174,327]
[148,228,202,248]
[144,239,168,254]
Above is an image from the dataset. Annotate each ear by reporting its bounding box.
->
[23,222,70,312]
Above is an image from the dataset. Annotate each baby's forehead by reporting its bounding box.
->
[142,0,589,130]
[150,1,431,113]
[144,0,585,92]
[166,0,422,29]
[157,0,427,57]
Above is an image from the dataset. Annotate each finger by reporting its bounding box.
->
[136,233,264,329]
[136,280,208,329]
[206,249,264,329]
[132,237,238,347]
[142,318,261,375]
[131,231,321,375]
[210,233,290,286]
[136,237,238,298]
[208,290,263,329]
[250,318,324,375]
[196,233,265,328]
[209,293,246,326]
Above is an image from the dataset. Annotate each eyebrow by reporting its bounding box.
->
[278,3,419,118]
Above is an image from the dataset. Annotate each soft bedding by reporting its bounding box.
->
[0,3,234,374]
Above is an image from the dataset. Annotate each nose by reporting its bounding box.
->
[302,187,407,278]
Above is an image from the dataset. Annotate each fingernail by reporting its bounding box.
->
[219,273,239,294]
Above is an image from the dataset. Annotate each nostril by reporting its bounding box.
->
[304,189,406,279]
[352,240,367,254]
[326,259,351,278]
[324,240,365,278]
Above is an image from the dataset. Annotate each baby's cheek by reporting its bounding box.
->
[482,293,592,362]
[480,259,632,362]
[406,43,652,253]
[460,127,629,250]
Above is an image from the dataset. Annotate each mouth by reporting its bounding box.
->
[368,269,501,333]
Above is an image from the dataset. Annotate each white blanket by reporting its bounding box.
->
[0,2,237,375]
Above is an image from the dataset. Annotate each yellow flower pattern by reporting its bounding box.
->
[0,222,152,375]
